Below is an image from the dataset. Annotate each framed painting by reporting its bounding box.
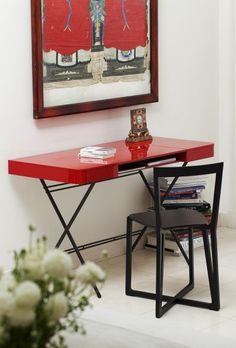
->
[31,0,158,119]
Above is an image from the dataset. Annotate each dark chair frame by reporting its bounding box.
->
[126,163,223,318]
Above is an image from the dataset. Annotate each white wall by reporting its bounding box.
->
[218,0,236,227]
[0,0,219,269]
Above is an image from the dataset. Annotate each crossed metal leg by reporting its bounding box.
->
[40,179,102,298]
[39,170,155,299]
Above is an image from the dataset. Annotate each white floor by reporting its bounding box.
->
[84,227,236,347]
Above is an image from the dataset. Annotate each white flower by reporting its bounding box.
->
[23,252,45,280]
[0,273,16,292]
[46,292,68,320]
[8,306,35,327]
[0,290,14,318]
[15,281,41,309]
[76,261,106,285]
[43,249,73,278]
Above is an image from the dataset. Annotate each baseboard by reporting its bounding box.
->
[219,212,236,228]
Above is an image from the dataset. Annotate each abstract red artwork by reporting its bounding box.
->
[31,0,158,118]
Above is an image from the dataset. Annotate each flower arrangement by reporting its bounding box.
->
[0,226,106,348]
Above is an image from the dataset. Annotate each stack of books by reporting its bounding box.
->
[78,146,116,159]
[145,175,211,255]
[160,175,207,207]
[146,228,209,256]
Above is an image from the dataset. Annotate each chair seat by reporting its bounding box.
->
[129,208,208,230]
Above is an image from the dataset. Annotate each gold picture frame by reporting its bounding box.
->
[126,108,152,142]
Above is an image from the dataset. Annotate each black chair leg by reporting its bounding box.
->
[210,228,220,310]
[188,228,194,286]
[155,227,196,318]
[126,217,133,295]
[202,229,214,300]
[202,228,220,310]
[155,228,165,318]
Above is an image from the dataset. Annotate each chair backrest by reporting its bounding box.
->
[153,163,224,230]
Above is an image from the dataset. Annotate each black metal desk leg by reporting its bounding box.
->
[210,227,220,310]
[40,179,101,298]
[139,171,155,200]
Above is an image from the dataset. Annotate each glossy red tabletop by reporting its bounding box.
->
[8,137,214,184]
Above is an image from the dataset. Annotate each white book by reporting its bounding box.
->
[171,182,207,188]
[165,236,204,252]
[166,176,208,183]
[162,198,204,204]
[79,146,116,156]
[79,157,108,164]
[79,152,115,159]
[145,231,204,253]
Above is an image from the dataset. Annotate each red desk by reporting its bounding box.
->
[8,137,213,184]
[8,137,214,297]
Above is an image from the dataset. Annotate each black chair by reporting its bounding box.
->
[125,163,223,318]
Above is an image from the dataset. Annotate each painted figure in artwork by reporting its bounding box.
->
[104,0,147,51]
[90,0,106,47]
[42,0,149,83]
[64,0,73,31]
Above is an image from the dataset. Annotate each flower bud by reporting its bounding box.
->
[43,249,73,278]
[15,281,41,309]
[46,292,68,320]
